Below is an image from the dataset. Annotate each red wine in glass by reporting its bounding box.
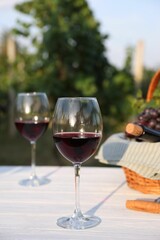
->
[14,92,50,187]
[52,97,103,229]
[53,132,101,164]
[15,120,49,142]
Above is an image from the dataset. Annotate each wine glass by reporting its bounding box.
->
[52,97,103,229]
[14,92,50,187]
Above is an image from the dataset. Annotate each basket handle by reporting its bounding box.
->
[146,70,160,102]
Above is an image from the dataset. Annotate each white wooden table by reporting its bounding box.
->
[0,166,159,240]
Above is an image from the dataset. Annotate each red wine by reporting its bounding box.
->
[15,120,49,142]
[53,132,101,164]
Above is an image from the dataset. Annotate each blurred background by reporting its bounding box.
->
[0,0,160,166]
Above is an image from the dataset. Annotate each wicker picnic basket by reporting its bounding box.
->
[123,70,160,194]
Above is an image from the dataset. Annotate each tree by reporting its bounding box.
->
[123,46,134,74]
[13,0,137,134]
[99,65,135,133]
[14,0,109,105]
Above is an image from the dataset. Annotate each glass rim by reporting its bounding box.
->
[17,92,47,96]
[57,97,97,100]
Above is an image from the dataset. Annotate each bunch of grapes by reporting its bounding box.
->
[136,107,160,130]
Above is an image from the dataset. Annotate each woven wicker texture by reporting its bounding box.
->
[123,70,160,194]
[146,70,160,102]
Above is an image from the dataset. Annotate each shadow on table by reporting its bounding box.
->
[42,166,61,179]
[85,180,126,216]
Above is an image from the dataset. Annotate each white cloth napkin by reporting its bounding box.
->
[96,133,160,180]
[95,133,129,165]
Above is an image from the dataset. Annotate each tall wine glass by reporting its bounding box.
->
[15,92,50,187]
[52,97,103,229]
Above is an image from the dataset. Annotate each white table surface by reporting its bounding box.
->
[0,166,159,240]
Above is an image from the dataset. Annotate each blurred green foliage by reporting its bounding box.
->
[0,0,156,165]
[12,0,135,129]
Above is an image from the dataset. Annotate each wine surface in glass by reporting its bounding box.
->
[15,120,49,142]
[53,132,101,163]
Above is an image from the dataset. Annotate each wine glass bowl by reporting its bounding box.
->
[15,92,50,186]
[52,97,103,229]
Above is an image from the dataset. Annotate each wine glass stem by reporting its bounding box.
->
[30,141,37,179]
[73,164,83,217]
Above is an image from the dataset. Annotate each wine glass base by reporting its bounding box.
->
[19,176,51,187]
[57,215,101,230]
